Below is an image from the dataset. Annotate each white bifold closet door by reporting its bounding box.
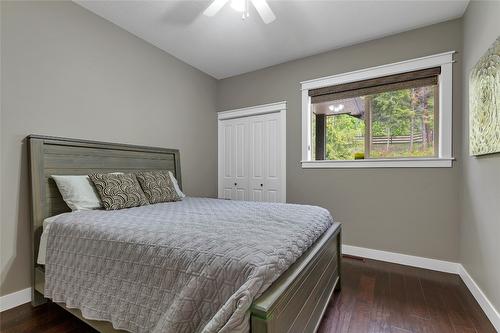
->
[218,105,285,203]
[219,117,250,201]
[248,113,282,202]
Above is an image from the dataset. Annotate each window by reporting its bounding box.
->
[301,52,454,168]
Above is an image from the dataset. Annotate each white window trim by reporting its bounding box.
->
[300,51,455,168]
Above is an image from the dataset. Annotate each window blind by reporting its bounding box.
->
[308,67,441,104]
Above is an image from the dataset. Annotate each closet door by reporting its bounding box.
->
[249,112,283,203]
[218,118,250,200]
[249,116,266,201]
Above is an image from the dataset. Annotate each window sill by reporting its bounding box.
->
[301,157,454,169]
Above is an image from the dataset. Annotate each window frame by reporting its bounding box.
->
[300,51,455,168]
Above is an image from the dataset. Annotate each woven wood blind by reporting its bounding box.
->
[309,67,441,104]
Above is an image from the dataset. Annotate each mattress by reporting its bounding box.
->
[37,213,71,265]
[43,197,333,333]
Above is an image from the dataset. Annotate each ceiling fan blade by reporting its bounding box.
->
[203,0,230,16]
[251,0,276,24]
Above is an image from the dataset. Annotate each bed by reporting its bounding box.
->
[28,135,342,333]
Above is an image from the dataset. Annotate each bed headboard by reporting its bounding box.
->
[28,135,181,265]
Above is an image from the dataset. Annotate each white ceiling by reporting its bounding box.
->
[75,0,468,79]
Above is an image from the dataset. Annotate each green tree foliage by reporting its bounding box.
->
[322,86,436,160]
[325,114,364,160]
[372,90,413,137]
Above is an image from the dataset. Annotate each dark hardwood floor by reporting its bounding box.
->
[1,258,495,333]
[317,258,496,333]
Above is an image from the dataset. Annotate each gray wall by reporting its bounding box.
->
[460,0,500,312]
[217,20,463,262]
[0,1,217,296]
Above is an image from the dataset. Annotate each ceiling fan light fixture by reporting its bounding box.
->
[203,0,275,24]
[203,0,230,16]
[230,0,245,13]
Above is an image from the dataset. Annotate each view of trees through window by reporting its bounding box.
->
[312,85,437,160]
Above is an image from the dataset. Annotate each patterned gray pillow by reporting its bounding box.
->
[88,173,149,210]
[136,171,180,204]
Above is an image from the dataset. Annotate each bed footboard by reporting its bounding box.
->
[251,223,341,333]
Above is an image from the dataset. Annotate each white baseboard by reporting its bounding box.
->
[0,287,31,312]
[342,244,460,273]
[458,264,500,332]
[343,244,500,332]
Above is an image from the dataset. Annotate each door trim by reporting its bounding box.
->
[218,101,287,203]
[218,101,287,120]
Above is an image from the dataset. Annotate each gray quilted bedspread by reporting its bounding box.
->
[45,197,333,333]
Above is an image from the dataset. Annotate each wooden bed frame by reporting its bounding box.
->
[28,134,342,333]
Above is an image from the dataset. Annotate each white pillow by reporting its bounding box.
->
[168,171,185,198]
[52,175,102,211]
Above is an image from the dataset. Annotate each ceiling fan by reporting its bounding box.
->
[203,0,276,24]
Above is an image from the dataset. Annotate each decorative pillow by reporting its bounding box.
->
[168,171,186,199]
[88,173,149,210]
[52,175,102,211]
[136,171,181,204]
